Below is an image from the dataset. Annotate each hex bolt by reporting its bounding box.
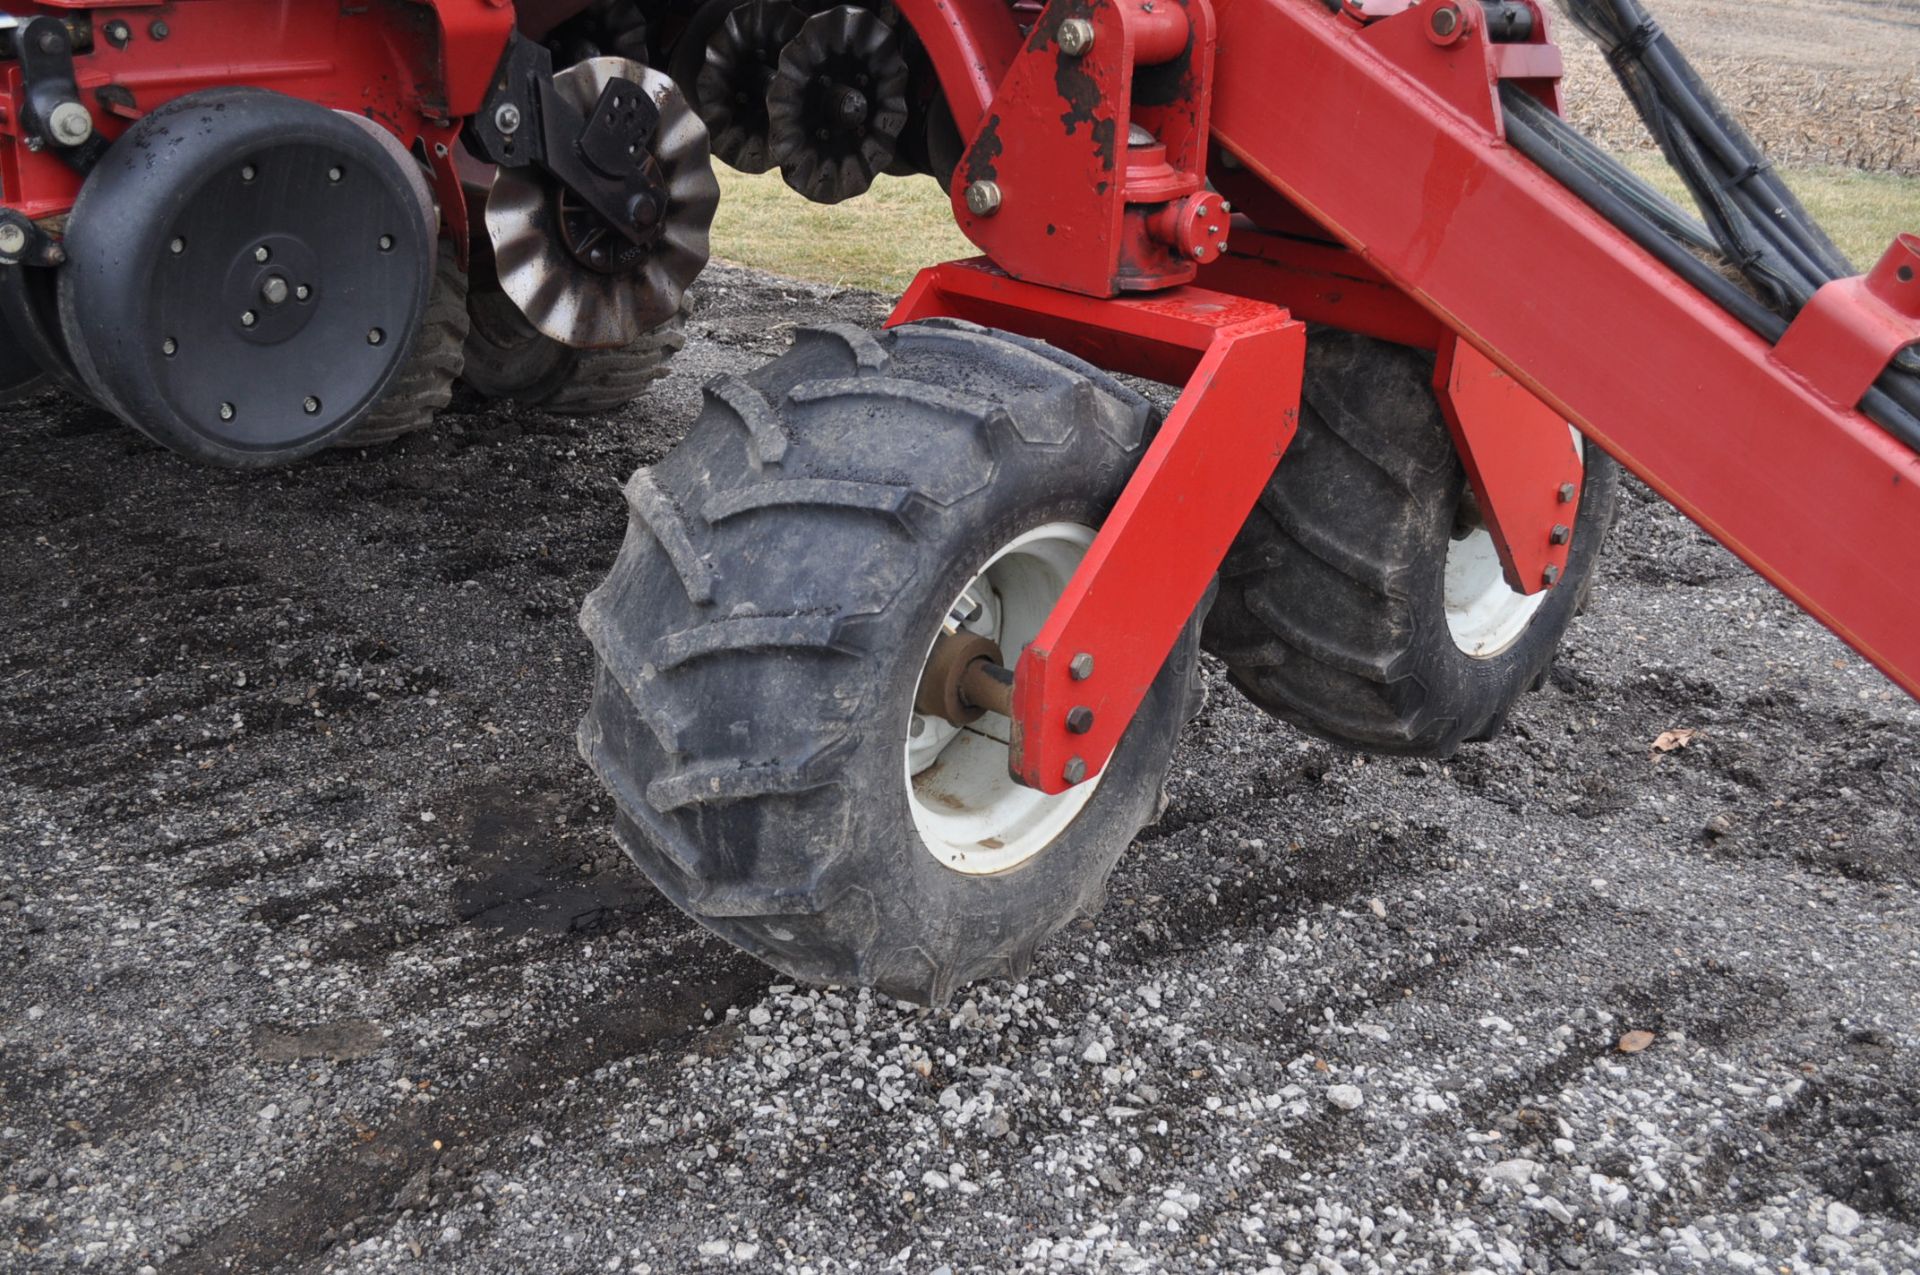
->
[103,20,131,46]
[261,276,289,306]
[328,165,343,183]
[47,101,93,147]
[378,234,394,251]
[303,396,321,415]
[169,237,186,255]
[493,102,522,136]
[240,310,257,327]
[1066,706,1095,735]
[1543,564,1562,587]
[218,402,235,421]
[1068,653,1095,681]
[367,327,385,346]
[1057,17,1095,56]
[1550,523,1571,546]
[964,180,1002,218]
[1557,482,1577,503]
[161,337,177,356]
[253,245,271,263]
[1063,756,1089,785]
[1192,245,1207,260]
[296,284,312,301]
[241,163,257,181]
[149,20,169,40]
[0,223,26,257]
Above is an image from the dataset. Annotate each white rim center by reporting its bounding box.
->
[1443,431,1584,658]
[906,523,1100,875]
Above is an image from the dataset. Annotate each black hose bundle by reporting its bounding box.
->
[1503,0,1920,450]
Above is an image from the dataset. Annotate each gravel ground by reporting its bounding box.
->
[3,265,1919,1274]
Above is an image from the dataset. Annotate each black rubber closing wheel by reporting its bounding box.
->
[57,88,434,468]
[1203,330,1619,756]
[577,320,1205,1005]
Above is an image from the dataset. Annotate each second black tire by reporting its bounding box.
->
[1202,330,1618,756]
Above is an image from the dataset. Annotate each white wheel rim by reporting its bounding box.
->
[906,523,1100,875]
[1443,431,1584,659]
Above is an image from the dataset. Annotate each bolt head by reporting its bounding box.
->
[1057,17,1096,56]
[169,237,186,255]
[1543,563,1562,587]
[253,245,270,263]
[296,284,312,301]
[303,396,320,415]
[218,402,235,421]
[378,234,394,252]
[1431,5,1460,36]
[1068,653,1095,681]
[240,310,257,327]
[1063,756,1088,785]
[1066,706,1095,735]
[1550,523,1572,546]
[241,164,257,182]
[493,102,522,135]
[47,101,92,147]
[327,165,343,183]
[149,20,169,40]
[367,327,384,346]
[964,180,1002,218]
[161,337,176,356]
[261,276,289,306]
[1558,482,1577,503]
[0,223,26,256]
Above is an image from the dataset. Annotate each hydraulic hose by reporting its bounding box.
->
[1500,88,1920,453]
[1501,1,1920,451]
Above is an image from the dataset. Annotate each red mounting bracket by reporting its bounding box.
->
[950,0,1222,297]
[890,259,1305,793]
[1774,235,1920,410]
[1434,335,1584,597]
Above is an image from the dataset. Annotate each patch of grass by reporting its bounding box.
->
[714,160,1916,293]
[1617,154,1917,269]
[712,169,969,293]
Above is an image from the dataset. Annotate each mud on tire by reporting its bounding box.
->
[577,319,1205,1005]
[1203,330,1619,756]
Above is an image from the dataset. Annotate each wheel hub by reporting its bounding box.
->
[906,523,1100,876]
[220,233,322,345]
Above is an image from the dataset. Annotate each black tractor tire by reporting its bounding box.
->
[336,243,470,447]
[459,286,689,415]
[577,319,1205,1005]
[1202,330,1619,756]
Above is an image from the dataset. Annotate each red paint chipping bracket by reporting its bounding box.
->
[891,258,1304,793]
